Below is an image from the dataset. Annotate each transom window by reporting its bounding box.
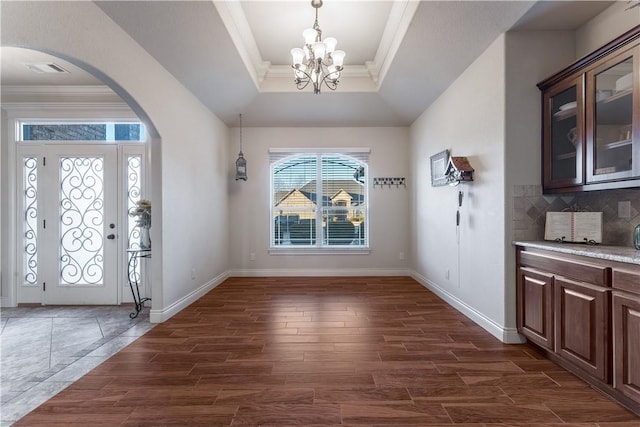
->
[271,150,368,249]
[20,122,145,141]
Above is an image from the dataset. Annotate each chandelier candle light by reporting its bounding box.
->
[290,0,345,94]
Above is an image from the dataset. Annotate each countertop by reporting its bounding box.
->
[513,240,640,265]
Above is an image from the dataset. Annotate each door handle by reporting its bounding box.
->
[107,234,116,240]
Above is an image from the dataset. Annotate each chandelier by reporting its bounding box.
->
[290,0,345,94]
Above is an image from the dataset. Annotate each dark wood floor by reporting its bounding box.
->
[16,277,640,426]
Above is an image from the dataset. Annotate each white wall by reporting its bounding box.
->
[228,127,410,275]
[409,5,635,342]
[576,1,640,58]
[0,108,5,303]
[503,30,575,335]
[410,35,513,341]
[1,1,229,321]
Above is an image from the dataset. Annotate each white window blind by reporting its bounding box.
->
[270,149,369,249]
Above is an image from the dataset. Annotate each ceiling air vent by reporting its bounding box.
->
[26,63,69,74]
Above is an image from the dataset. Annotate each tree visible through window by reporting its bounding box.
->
[271,153,368,248]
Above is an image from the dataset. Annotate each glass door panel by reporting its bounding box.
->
[41,145,118,305]
[544,77,584,188]
[587,50,638,182]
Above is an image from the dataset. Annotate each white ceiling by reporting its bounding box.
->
[1,1,615,127]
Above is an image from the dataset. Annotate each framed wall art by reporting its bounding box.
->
[430,149,449,187]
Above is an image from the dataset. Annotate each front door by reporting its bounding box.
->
[39,145,119,304]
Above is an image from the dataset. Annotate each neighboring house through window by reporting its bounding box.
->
[270,149,369,250]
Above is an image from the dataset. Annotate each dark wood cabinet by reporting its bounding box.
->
[516,247,610,380]
[542,76,584,190]
[612,267,640,403]
[538,25,640,193]
[517,266,554,349]
[613,291,640,403]
[516,245,640,415]
[554,276,609,382]
[585,46,640,184]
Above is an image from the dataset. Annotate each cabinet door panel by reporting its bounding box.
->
[543,77,584,189]
[555,277,610,381]
[517,267,554,349]
[613,292,640,402]
[586,46,640,183]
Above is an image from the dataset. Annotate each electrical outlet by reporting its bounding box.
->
[191,268,196,280]
[249,252,256,261]
[445,269,450,280]
[618,201,631,219]
[398,252,404,260]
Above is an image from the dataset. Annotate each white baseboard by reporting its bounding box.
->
[0,297,14,308]
[229,268,411,277]
[149,271,229,323]
[411,270,525,344]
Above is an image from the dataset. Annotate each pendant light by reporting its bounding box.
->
[235,113,247,181]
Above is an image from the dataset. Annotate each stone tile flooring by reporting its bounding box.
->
[0,305,154,426]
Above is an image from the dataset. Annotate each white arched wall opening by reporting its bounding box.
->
[1,1,231,322]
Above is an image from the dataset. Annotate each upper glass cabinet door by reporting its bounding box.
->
[587,48,639,182]
[544,77,584,189]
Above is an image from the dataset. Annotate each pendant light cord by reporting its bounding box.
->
[239,113,243,153]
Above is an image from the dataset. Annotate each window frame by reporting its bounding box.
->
[269,148,370,255]
[18,120,146,142]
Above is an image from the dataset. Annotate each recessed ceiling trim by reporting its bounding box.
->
[215,0,418,93]
[367,0,419,86]
[214,0,270,88]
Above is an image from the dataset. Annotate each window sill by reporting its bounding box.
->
[269,247,370,256]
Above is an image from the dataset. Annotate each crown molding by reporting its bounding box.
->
[1,85,115,96]
[214,0,270,87]
[1,101,132,111]
[368,0,420,86]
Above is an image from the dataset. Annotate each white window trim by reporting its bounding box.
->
[269,148,370,255]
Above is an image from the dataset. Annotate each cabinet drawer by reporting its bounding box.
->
[613,269,640,294]
[520,251,610,286]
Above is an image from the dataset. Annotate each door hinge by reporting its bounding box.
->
[43,282,46,291]
[43,156,46,166]
[43,219,46,229]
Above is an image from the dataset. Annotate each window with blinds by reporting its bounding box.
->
[271,150,368,249]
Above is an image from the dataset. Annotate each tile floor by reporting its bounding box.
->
[0,305,154,426]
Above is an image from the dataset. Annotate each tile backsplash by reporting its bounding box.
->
[513,185,640,247]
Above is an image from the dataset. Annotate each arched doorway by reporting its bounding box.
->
[1,47,159,309]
